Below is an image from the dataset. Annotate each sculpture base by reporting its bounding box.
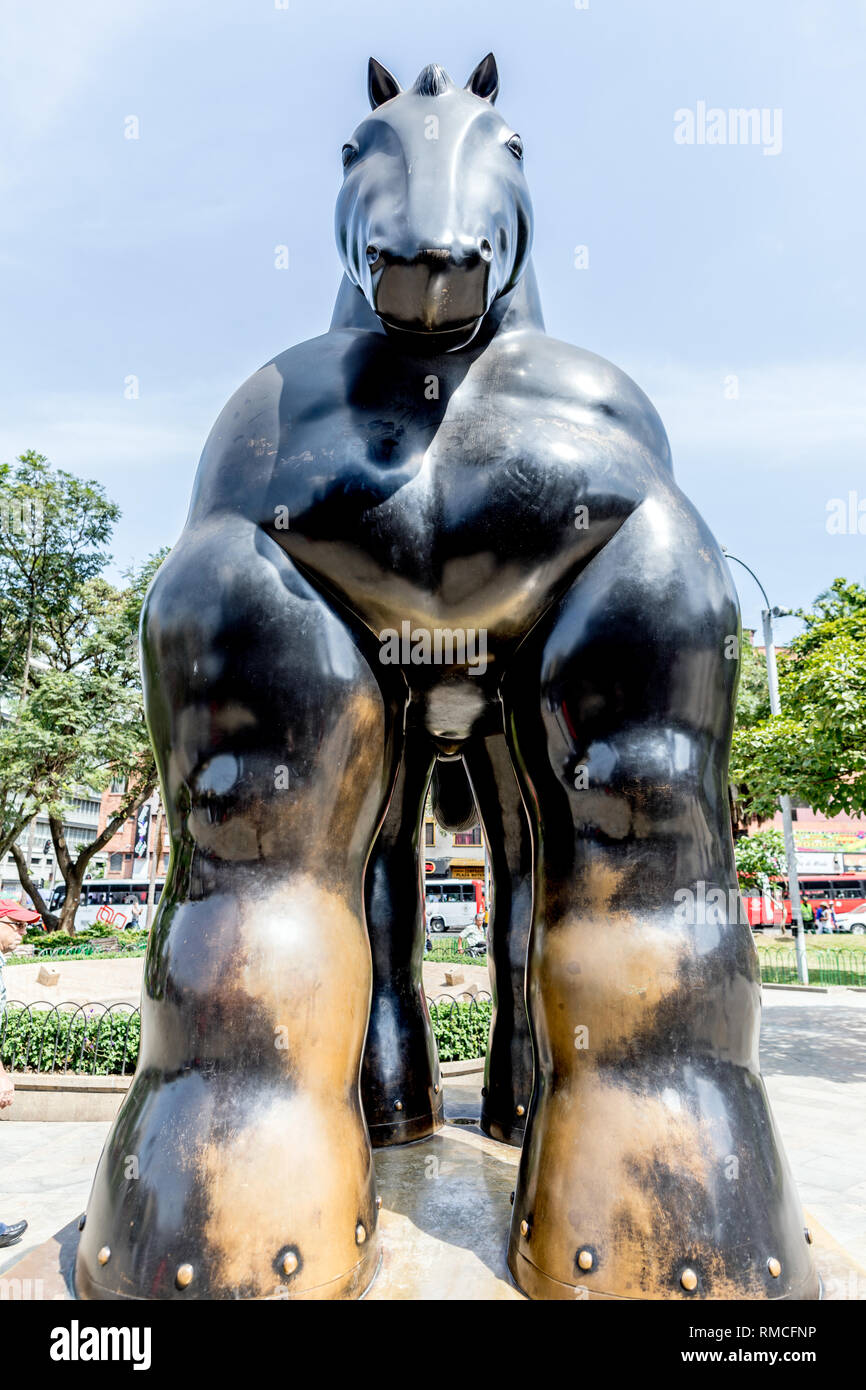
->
[2,1111,856,1302]
[367,1098,446,1148]
[507,1246,822,1302]
[74,1247,382,1302]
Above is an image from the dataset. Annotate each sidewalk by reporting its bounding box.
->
[760,988,866,1267]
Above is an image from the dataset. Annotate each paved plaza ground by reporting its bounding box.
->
[1,959,865,1292]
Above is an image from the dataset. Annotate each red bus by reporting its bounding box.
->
[741,873,866,930]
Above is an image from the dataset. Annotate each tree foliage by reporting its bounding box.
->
[731,578,866,820]
[0,451,165,930]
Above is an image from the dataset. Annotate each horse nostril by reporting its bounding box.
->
[478,237,494,262]
[366,244,381,267]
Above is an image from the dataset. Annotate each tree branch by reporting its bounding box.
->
[8,842,59,929]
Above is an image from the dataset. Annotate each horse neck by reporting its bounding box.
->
[328,260,546,340]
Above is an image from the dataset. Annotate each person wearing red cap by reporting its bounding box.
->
[0,899,41,1247]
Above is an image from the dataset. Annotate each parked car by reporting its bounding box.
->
[832,905,866,936]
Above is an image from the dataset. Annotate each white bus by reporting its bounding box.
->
[424,878,485,933]
[46,878,165,932]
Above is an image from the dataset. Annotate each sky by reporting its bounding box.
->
[1,0,864,639]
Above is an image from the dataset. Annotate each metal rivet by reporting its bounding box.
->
[680,1268,698,1292]
[281,1250,299,1276]
[577,1249,593,1272]
[516,1105,525,1117]
[176,1263,194,1289]
[768,1257,781,1278]
[78,1213,86,1231]
[394,1100,403,1112]
[376,1195,382,1210]
[97,1246,111,1266]
[356,1223,367,1245]
[433,1083,440,1094]
[481,1086,487,1097]
[804,1228,813,1245]
[520,1219,530,1237]
[509,1190,515,1206]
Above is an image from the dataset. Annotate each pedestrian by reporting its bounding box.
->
[0,899,42,1248]
[800,898,814,932]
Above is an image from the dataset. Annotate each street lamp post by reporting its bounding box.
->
[723,551,809,986]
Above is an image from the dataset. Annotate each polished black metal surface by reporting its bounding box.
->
[76,54,817,1301]
[362,721,444,1146]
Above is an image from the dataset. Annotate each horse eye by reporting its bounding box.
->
[341,143,357,169]
[506,134,524,160]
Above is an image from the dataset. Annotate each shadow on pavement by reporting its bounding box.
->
[760,1006,866,1082]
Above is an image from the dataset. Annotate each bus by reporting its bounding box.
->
[424,878,485,933]
[47,878,166,932]
[741,873,866,932]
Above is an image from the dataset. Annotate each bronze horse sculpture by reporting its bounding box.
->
[76,55,818,1301]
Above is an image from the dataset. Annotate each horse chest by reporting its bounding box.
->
[270,385,643,641]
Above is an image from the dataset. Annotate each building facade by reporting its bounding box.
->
[97,789,170,880]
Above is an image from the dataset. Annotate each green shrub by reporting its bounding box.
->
[0,1005,140,1074]
[429,999,491,1061]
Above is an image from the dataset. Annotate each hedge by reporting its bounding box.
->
[0,998,490,1073]
[429,999,491,1061]
[0,1006,140,1075]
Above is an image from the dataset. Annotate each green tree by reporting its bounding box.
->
[733,631,772,730]
[734,828,786,892]
[0,452,165,931]
[731,578,866,820]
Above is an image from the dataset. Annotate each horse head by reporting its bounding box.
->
[335,54,534,350]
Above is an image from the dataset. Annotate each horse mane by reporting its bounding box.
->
[411,63,452,97]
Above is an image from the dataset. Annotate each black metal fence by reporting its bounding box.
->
[0,1001,140,1076]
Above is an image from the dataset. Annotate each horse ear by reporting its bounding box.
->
[465,52,499,104]
[368,57,402,109]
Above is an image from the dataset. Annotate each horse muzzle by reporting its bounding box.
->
[369,242,494,337]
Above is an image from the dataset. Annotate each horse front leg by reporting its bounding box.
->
[503,498,819,1301]
[75,517,399,1300]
